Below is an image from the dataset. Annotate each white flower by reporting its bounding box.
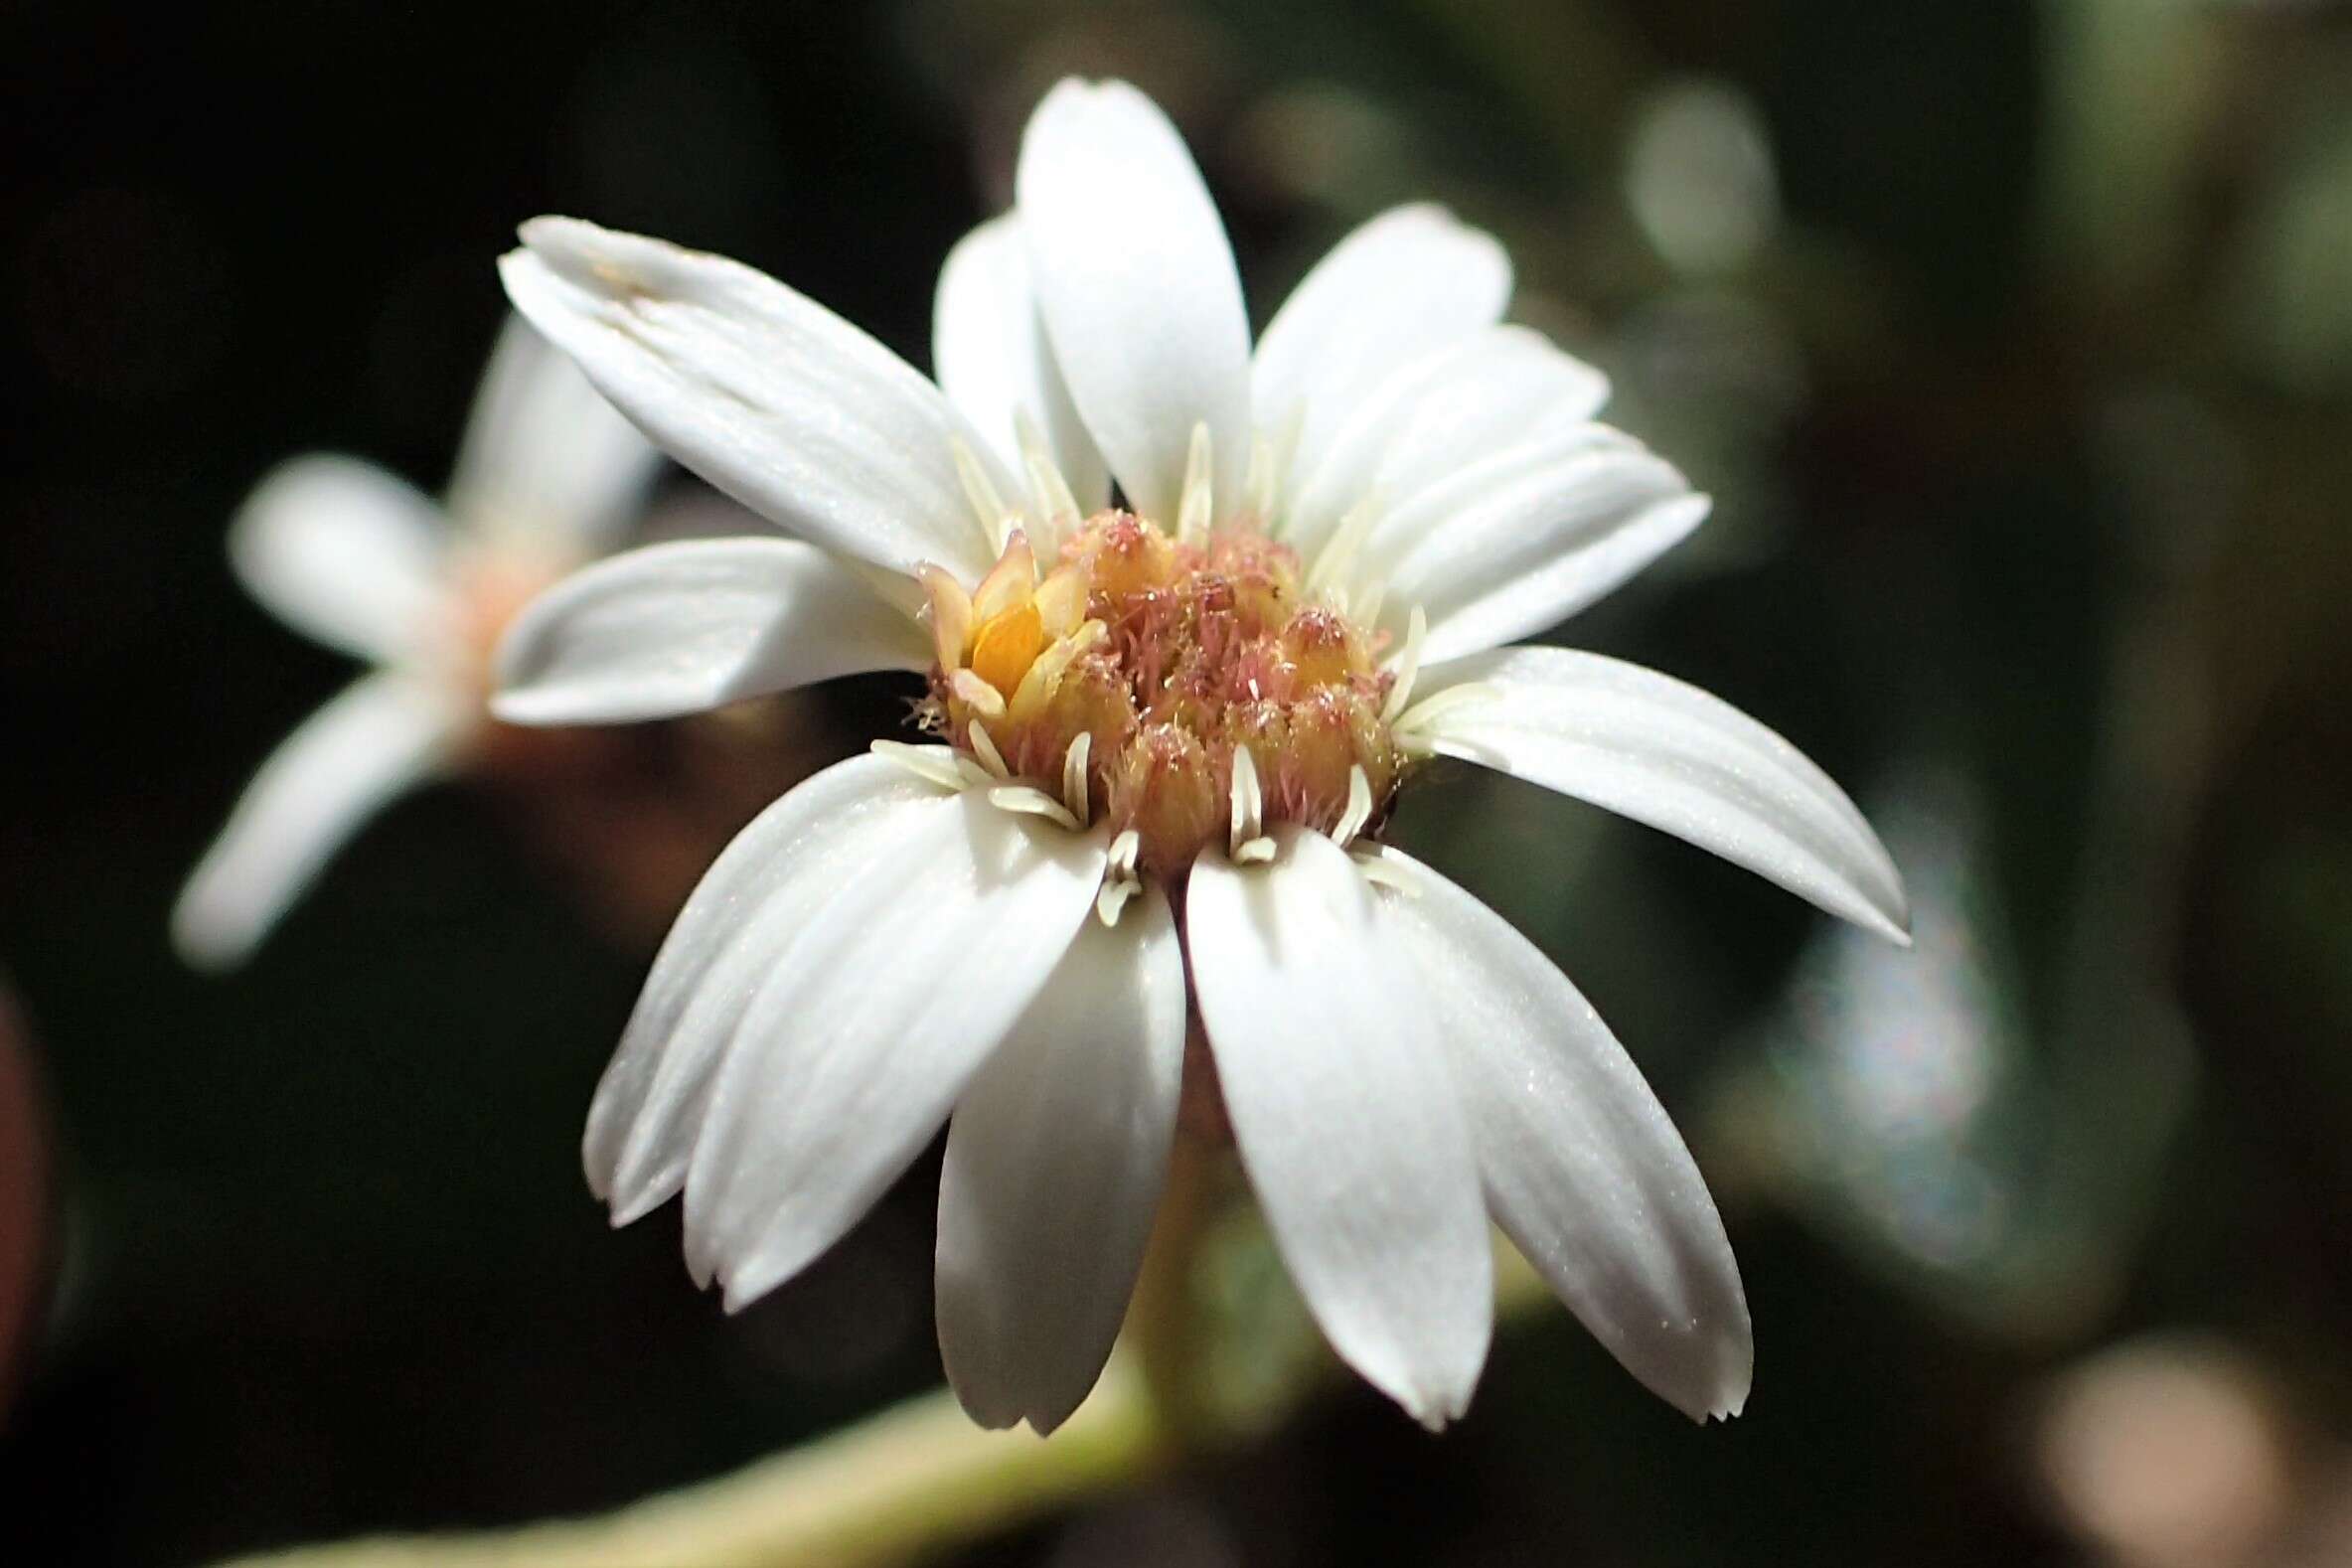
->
[493,79,1911,1434]
[173,317,659,969]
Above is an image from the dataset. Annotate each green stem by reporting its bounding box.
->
[215,1355,1166,1568]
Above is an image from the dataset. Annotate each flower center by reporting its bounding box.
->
[919,512,1404,876]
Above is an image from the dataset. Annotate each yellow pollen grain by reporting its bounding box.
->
[971,601,1045,699]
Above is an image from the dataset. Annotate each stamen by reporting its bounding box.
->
[949,668,1007,718]
[915,562,974,671]
[1176,421,1213,545]
[869,739,966,791]
[1355,850,1422,895]
[1060,731,1093,826]
[966,719,1011,779]
[988,784,1081,831]
[951,437,1016,551]
[1228,746,1263,857]
[1243,431,1278,525]
[1392,680,1502,741]
[1233,836,1278,863]
[970,531,1036,623]
[1381,605,1427,723]
[1333,764,1374,847]
[1095,877,1138,926]
[1108,829,1142,878]
[1307,488,1382,599]
[1014,407,1082,555]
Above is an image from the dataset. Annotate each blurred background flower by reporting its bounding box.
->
[2,1,2350,1564]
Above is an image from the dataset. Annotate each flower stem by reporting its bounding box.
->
[214,1355,1166,1568]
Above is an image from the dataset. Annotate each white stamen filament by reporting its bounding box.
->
[1014,407,1081,554]
[1392,681,1503,743]
[1381,604,1427,723]
[1307,488,1382,599]
[1176,421,1213,545]
[989,784,1081,831]
[966,719,1011,779]
[1060,731,1092,826]
[1228,746,1264,857]
[949,668,1006,718]
[1355,851,1422,895]
[1095,828,1144,926]
[1333,765,1374,847]
[950,437,1016,552]
[1243,431,1278,524]
[869,739,967,791]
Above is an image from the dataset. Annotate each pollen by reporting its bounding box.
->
[970,600,1044,698]
[920,511,1405,876]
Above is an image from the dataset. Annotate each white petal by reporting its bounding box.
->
[1252,204,1510,500]
[445,312,662,553]
[1285,327,1611,558]
[1017,78,1251,523]
[936,884,1184,1434]
[492,537,929,726]
[683,796,1107,1308]
[1402,647,1910,940]
[172,673,464,970]
[583,753,952,1220]
[1366,846,1751,1421]
[1187,827,1491,1427]
[500,218,1010,584]
[228,456,449,662]
[1373,442,1711,663]
[933,216,1110,513]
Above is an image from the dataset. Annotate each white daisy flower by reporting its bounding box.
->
[493,78,1910,1435]
[173,316,660,970]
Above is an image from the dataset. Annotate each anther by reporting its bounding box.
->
[869,739,967,791]
[1060,731,1092,826]
[949,668,1007,717]
[989,784,1081,831]
[966,719,1011,779]
[1015,407,1082,553]
[1176,421,1214,545]
[950,437,1016,551]
[1333,765,1374,847]
[1381,605,1427,723]
[1228,746,1264,857]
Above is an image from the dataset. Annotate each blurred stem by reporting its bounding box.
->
[215,1151,1560,1566]
[215,1356,1168,1568]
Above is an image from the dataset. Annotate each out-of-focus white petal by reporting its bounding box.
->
[1187,827,1491,1428]
[228,456,450,662]
[1016,78,1251,524]
[1402,647,1910,941]
[1252,204,1510,500]
[1285,328,1611,558]
[1366,846,1752,1422]
[492,537,928,726]
[933,216,1110,513]
[584,753,951,1221]
[172,673,464,970]
[1367,443,1710,663]
[936,884,1183,1434]
[500,218,1010,585]
[683,795,1106,1308]
[445,312,662,553]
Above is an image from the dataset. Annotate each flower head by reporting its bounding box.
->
[495,79,1909,1433]
[172,316,658,969]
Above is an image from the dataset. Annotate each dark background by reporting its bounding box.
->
[4,2,2351,1564]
